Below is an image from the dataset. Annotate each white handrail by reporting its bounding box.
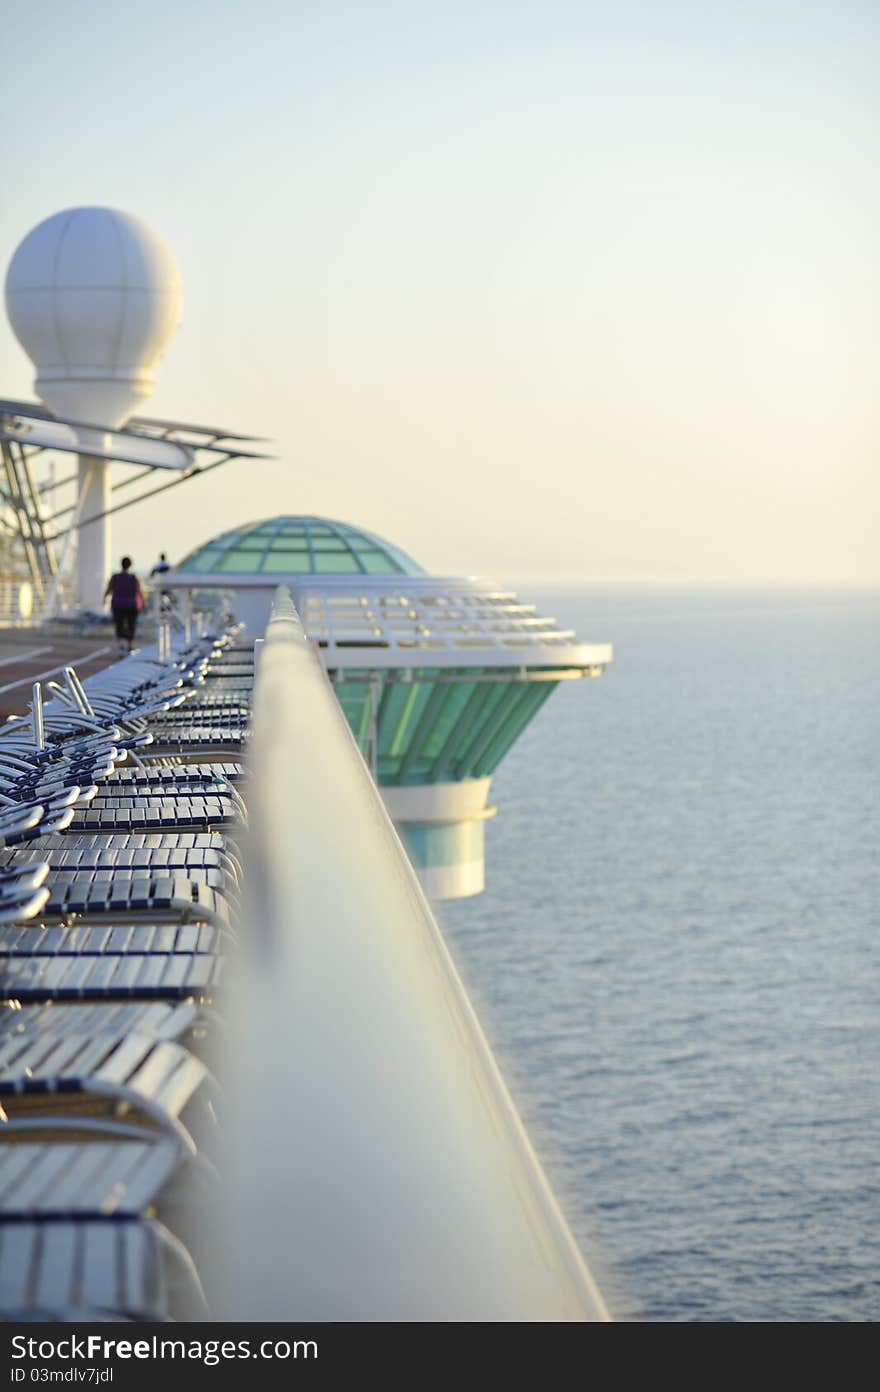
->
[213,586,609,1321]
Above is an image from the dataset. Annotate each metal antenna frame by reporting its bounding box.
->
[0,398,273,617]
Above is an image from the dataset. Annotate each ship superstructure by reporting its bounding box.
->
[168,516,612,897]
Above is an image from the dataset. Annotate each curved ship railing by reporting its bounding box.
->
[211,586,609,1321]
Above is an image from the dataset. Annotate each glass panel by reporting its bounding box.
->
[336,681,371,753]
[261,552,313,572]
[377,682,433,759]
[376,683,408,749]
[474,683,554,777]
[219,551,262,572]
[190,551,222,572]
[360,551,400,573]
[314,553,361,572]
[452,684,511,776]
[310,538,349,551]
[421,683,475,759]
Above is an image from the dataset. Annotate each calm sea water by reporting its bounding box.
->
[439,585,879,1322]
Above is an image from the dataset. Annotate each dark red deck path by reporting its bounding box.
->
[0,629,122,720]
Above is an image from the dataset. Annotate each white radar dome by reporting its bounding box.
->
[5,206,182,429]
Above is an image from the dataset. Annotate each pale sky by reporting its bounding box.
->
[1,1,877,582]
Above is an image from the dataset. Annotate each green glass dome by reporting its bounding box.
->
[176,516,425,577]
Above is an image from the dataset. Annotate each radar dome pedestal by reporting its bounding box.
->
[5,207,181,610]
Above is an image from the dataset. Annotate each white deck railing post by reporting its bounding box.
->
[30,682,44,750]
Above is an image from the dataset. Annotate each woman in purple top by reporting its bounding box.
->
[104,556,144,654]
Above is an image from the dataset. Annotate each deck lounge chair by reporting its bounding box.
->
[0,999,215,1050]
[0,1217,208,1320]
[0,1025,217,1155]
[0,831,242,887]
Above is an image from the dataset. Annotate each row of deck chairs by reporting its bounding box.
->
[0,628,254,1320]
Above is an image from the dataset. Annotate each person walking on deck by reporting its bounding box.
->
[150,551,172,613]
[104,557,143,654]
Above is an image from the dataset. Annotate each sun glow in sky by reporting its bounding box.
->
[1,1,877,581]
